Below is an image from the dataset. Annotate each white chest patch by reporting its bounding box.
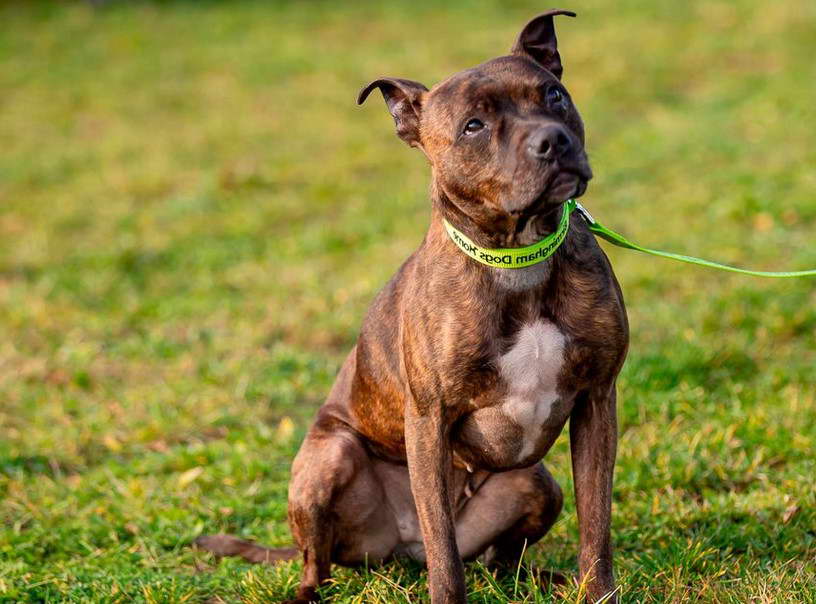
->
[499,320,566,462]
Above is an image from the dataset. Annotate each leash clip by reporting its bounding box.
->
[574,201,596,225]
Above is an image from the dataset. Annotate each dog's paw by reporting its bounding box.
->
[280,586,320,603]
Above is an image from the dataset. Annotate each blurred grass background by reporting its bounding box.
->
[1,0,815,602]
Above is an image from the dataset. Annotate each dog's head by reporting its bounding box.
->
[359,10,591,225]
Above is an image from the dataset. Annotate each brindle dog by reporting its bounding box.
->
[197,10,628,604]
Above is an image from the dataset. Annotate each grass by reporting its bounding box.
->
[1,0,815,601]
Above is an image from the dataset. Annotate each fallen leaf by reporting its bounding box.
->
[276,417,295,441]
[178,466,204,488]
[753,212,774,232]
[103,434,122,452]
[783,504,799,524]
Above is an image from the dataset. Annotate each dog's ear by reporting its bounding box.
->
[357,77,428,149]
[511,10,576,80]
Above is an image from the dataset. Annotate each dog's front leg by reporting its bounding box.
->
[405,400,466,604]
[570,384,618,603]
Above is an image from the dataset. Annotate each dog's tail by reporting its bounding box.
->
[194,534,298,564]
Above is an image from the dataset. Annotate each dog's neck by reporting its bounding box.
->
[433,188,565,249]
[427,188,564,291]
[488,257,555,292]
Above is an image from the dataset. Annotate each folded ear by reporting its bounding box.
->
[357,77,428,148]
[511,10,576,80]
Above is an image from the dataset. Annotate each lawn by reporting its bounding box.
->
[1,0,815,602]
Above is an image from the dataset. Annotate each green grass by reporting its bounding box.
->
[1,0,815,602]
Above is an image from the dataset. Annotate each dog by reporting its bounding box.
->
[197,10,628,603]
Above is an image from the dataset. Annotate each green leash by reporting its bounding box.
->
[573,201,816,278]
[444,199,816,277]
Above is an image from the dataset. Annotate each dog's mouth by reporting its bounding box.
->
[545,170,589,202]
[502,157,592,216]
[521,169,590,215]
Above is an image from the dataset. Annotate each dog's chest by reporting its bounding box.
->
[454,319,569,469]
[499,320,566,456]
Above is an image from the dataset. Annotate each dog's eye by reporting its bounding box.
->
[463,118,485,135]
[546,87,565,108]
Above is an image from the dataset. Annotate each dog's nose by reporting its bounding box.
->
[527,124,572,161]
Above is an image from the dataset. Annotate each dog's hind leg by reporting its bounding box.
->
[455,463,564,583]
[198,421,397,603]
[284,418,399,603]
